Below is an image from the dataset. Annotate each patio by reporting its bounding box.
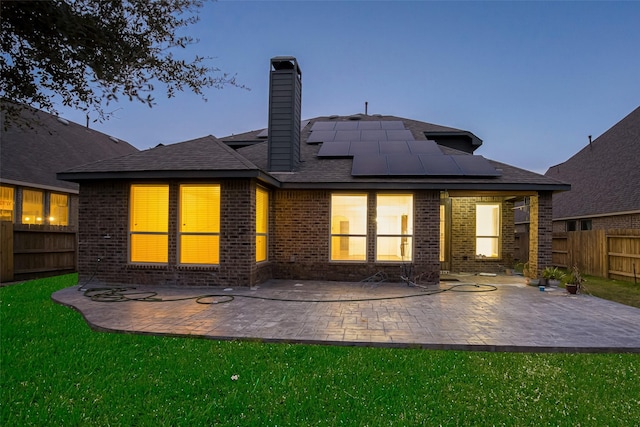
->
[52,274,640,353]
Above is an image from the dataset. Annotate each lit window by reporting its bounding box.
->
[179,184,220,265]
[22,189,44,224]
[439,204,445,262]
[49,193,68,226]
[130,184,168,263]
[331,194,367,261]
[256,187,268,262]
[0,186,14,222]
[476,203,500,258]
[376,194,413,262]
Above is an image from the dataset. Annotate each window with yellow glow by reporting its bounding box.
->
[376,194,413,261]
[0,186,14,222]
[476,203,500,258]
[179,184,220,264]
[22,189,44,224]
[130,184,169,263]
[439,204,445,262]
[49,193,69,226]
[331,194,367,261]
[256,187,268,262]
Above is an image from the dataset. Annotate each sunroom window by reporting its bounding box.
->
[256,187,268,262]
[476,203,500,258]
[376,194,413,262]
[179,184,220,265]
[331,194,367,261]
[0,185,14,222]
[130,184,169,263]
[49,193,69,226]
[22,189,44,224]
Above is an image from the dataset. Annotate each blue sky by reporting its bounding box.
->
[55,1,640,174]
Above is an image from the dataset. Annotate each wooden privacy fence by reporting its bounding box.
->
[552,229,640,282]
[1,221,77,283]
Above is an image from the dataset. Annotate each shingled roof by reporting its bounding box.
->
[59,114,568,192]
[1,105,138,192]
[545,106,640,219]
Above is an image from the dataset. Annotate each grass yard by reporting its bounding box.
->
[576,274,640,309]
[2,274,639,426]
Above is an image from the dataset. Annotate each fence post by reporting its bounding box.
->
[1,221,14,282]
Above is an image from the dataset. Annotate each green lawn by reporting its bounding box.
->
[576,274,640,309]
[2,274,639,426]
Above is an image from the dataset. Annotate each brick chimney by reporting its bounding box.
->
[267,57,302,172]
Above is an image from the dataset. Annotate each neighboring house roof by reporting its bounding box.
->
[545,106,640,219]
[59,114,568,192]
[1,105,138,192]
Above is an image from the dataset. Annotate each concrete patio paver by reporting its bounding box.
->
[51,275,640,353]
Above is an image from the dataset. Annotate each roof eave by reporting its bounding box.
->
[278,181,571,191]
[57,170,281,186]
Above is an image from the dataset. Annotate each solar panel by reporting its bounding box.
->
[349,141,379,155]
[407,140,442,154]
[387,154,425,175]
[307,130,336,143]
[451,155,501,176]
[310,121,336,131]
[379,140,410,154]
[386,129,414,140]
[380,121,405,130]
[351,154,388,176]
[357,121,383,130]
[334,121,359,131]
[361,129,388,140]
[419,155,463,176]
[317,141,351,157]
[256,128,269,138]
[334,130,361,141]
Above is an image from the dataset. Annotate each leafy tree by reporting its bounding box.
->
[1,0,241,125]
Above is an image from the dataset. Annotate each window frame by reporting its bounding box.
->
[0,185,15,222]
[178,183,221,266]
[475,202,501,259]
[330,193,368,262]
[129,184,169,264]
[21,189,44,225]
[256,186,269,263]
[49,193,69,226]
[375,193,414,262]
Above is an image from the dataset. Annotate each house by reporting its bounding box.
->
[0,104,138,281]
[545,106,640,231]
[58,56,569,287]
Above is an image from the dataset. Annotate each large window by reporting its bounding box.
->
[0,186,14,222]
[22,189,44,224]
[49,193,69,226]
[256,187,268,262]
[331,194,367,261]
[179,184,220,265]
[130,184,169,263]
[376,194,413,261]
[476,203,500,258]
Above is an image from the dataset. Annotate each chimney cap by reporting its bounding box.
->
[271,56,302,76]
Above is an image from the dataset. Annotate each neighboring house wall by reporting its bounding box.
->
[554,213,640,232]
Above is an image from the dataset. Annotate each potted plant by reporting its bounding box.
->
[542,266,565,287]
[564,265,583,294]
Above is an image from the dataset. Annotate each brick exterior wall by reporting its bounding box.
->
[528,192,553,278]
[78,179,261,287]
[449,196,515,274]
[271,189,441,283]
[77,181,522,287]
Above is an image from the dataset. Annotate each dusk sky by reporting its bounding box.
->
[54,0,640,174]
